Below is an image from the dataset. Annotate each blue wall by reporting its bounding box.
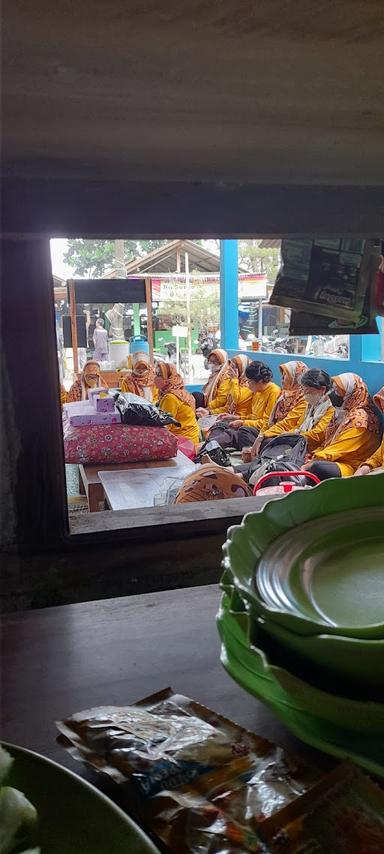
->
[226,336,384,395]
[187,240,384,395]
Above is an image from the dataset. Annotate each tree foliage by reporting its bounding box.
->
[64,237,279,282]
[63,239,170,277]
[239,239,280,283]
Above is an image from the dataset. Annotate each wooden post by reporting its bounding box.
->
[68,279,79,376]
[145,277,154,364]
[1,238,68,547]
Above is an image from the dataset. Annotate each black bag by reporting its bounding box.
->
[113,393,180,427]
[247,434,308,486]
[194,439,232,467]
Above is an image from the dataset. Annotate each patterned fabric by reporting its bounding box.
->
[64,423,178,464]
[373,385,384,414]
[174,464,252,503]
[227,355,251,414]
[121,352,155,398]
[323,373,380,445]
[269,360,307,424]
[203,349,231,405]
[156,362,196,409]
[67,361,103,402]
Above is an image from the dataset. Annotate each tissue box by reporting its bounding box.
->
[94,394,115,413]
[69,411,120,426]
[64,400,120,426]
[88,386,110,402]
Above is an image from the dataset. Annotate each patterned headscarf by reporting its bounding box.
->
[203,348,231,405]
[174,464,252,503]
[227,355,251,414]
[121,352,155,398]
[268,360,307,425]
[67,360,103,402]
[373,386,384,414]
[156,361,196,409]
[323,373,380,445]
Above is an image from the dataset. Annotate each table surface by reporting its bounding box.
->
[98,451,196,510]
[2,585,321,776]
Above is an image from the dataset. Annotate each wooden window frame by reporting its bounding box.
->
[2,178,383,553]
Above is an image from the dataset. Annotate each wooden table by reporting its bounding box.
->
[2,585,320,775]
[98,451,195,511]
[79,452,195,512]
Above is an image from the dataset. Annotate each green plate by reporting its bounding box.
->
[257,508,384,631]
[259,615,384,690]
[4,742,160,854]
[217,594,384,777]
[223,473,384,638]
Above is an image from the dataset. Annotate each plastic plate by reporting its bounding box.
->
[4,742,160,854]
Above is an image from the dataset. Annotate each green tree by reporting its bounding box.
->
[63,239,170,277]
[239,239,280,283]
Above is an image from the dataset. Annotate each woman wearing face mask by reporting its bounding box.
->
[154,361,200,447]
[208,361,281,450]
[245,369,334,460]
[303,373,381,480]
[67,360,104,402]
[209,354,253,417]
[120,351,158,402]
[239,360,307,460]
[194,349,230,415]
[354,385,384,476]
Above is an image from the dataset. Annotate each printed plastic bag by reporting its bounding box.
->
[114,393,180,427]
[270,238,378,322]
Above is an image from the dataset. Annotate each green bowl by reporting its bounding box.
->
[4,742,160,854]
[223,474,384,639]
[217,592,384,777]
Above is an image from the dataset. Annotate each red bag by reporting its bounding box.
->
[64,423,178,465]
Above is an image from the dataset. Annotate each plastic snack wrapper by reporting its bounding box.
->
[260,761,384,853]
[57,688,324,853]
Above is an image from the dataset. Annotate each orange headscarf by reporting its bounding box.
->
[67,360,103,402]
[227,355,251,414]
[323,373,380,445]
[203,348,231,405]
[121,352,155,398]
[269,360,307,424]
[175,464,252,503]
[156,362,196,409]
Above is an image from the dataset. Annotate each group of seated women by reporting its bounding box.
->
[62,347,384,502]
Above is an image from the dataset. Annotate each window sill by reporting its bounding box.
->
[68,494,281,543]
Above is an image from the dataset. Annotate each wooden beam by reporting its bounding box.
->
[67,279,79,376]
[1,238,68,548]
[3,179,384,238]
[145,277,154,364]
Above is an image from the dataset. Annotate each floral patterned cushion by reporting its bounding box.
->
[64,423,178,464]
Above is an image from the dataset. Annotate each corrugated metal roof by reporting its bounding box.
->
[259,239,281,249]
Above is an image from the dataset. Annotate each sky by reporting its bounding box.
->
[50,238,72,278]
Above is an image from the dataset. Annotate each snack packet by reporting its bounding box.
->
[260,761,384,853]
[57,689,322,853]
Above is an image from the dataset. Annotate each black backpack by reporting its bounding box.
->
[247,433,308,487]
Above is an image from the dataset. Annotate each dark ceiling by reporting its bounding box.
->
[3,1,384,185]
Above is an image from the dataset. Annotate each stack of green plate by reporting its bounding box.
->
[217,472,384,776]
